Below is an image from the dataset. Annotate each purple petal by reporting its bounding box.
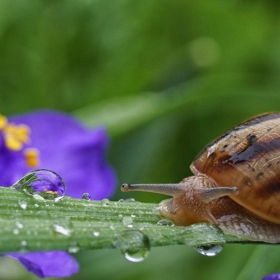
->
[263,273,280,280]
[7,251,79,278]
[9,110,117,199]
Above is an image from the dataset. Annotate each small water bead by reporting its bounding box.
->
[123,198,136,203]
[109,223,116,230]
[18,199,27,210]
[137,210,144,217]
[19,240,29,253]
[93,231,100,237]
[157,219,174,226]
[15,221,24,229]
[82,193,91,200]
[32,193,45,201]
[137,223,145,230]
[194,244,223,257]
[36,210,50,218]
[122,216,133,228]
[53,218,73,236]
[68,242,80,253]
[12,169,66,201]
[114,230,150,263]
[101,198,110,207]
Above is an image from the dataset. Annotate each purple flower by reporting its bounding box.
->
[8,110,116,199]
[7,251,79,278]
[0,110,117,278]
[263,272,280,280]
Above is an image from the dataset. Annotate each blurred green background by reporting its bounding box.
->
[1,0,280,279]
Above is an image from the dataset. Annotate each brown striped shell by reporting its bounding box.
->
[121,113,280,243]
[191,112,280,224]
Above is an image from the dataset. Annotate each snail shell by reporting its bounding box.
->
[121,113,280,243]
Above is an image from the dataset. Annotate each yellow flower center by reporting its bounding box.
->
[0,114,40,168]
[24,148,40,168]
[44,188,58,195]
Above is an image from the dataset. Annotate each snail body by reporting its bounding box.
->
[121,113,280,243]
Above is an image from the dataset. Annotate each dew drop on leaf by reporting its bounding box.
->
[123,198,136,203]
[12,169,66,201]
[18,199,27,209]
[101,198,110,207]
[109,223,116,230]
[194,244,223,257]
[15,221,24,229]
[19,240,29,253]
[68,241,80,253]
[157,219,174,226]
[53,218,73,236]
[82,193,91,200]
[137,210,143,217]
[113,230,150,263]
[122,216,133,228]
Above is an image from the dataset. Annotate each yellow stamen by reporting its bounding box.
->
[15,124,30,144]
[1,114,41,168]
[24,148,40,167]
[44,188,58,195]
[0,115,7,130]
[5,135,23,151]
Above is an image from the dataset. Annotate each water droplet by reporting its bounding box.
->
[137,210,144,217]
[137,223,145,230]
[53,218,73,236]
[34,203,39,208]
[122,216,133,228]
[32,193,45,201]
[36,210,50,218]
[13,229,19,235]
[19,240,29,252]
[93,231,100,237]
[113,230,150,263]
[118,199,124,202]
[15,221,24,229]
[68,242,80,253]
[109,223,116,230]
[12,169,66,201]
[123,198,136,203]
[18,199,27,210]
[101,198,110,207]
[157,219,174,226]
[82,193,91,200]
[194,244,223,257]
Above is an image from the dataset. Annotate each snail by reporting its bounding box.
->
[121,113,280,243]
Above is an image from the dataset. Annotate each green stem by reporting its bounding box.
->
[0,187,246,254]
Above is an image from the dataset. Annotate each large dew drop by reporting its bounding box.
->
[114,230,150,262]
[12,169,66,201]
[194,244,223,257]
